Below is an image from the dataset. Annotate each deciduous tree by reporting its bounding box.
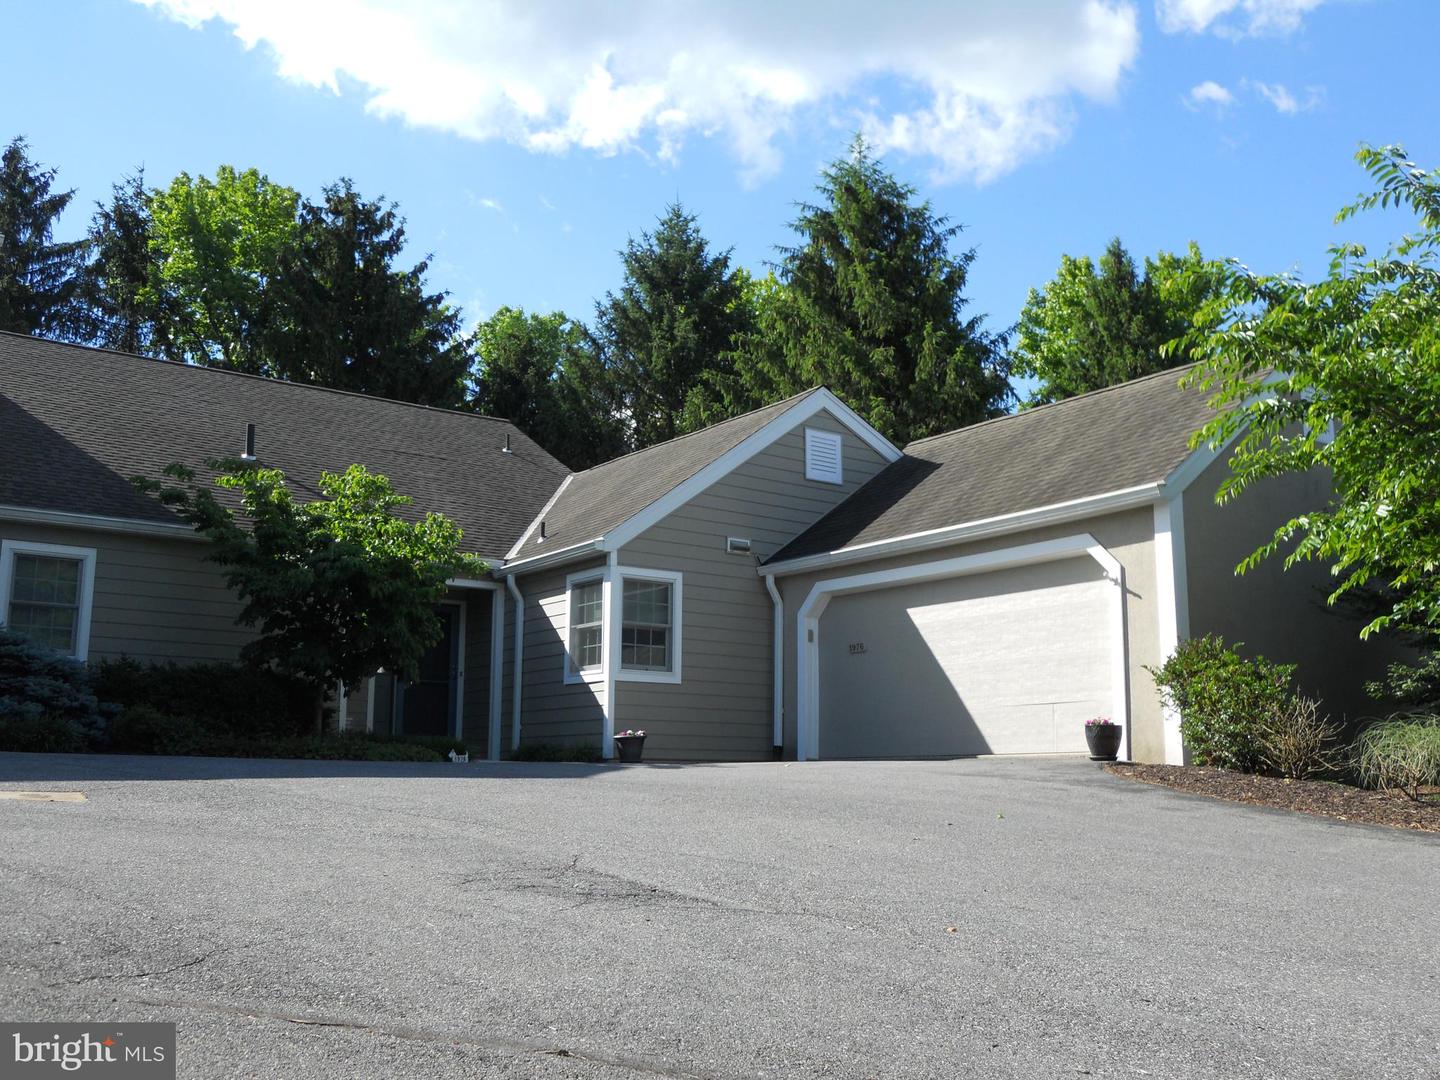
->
[137,460,483,732]
[1184,144,1440,640]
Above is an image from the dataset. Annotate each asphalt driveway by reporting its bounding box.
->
[1,753,1436,1079]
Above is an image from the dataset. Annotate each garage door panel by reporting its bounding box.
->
[818,557,1112,758]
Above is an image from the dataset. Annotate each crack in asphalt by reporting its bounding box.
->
[457,853,866,928]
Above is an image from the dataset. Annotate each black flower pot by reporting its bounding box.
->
[1085,724,1123,762]
[614,734,645,763]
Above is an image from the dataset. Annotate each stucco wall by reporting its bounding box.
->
[774,507,1166,762]
[613,409,892,760]
[1182,454,1405,724]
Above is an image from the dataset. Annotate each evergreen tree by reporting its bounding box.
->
[472,306,625,470]
[725,138,1011,444]
[268,179,469,407]
[0,136,88,338]
[592,203,754,448]
[81,170,163,354]
[148,165,300,375]
[1013,239,1218,405]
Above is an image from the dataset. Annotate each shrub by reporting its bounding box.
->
[1355,714,1440,801]
[93,658,313,741]
[1258,694,1342,780]
[106,705,207,756]
[0,627,105,752]
[1148,635,1295,772]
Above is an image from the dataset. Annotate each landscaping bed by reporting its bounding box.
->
[1108,763,1440,834]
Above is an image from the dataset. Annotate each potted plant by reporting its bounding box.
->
[613,729,646,763]
[1084,717,1123,761]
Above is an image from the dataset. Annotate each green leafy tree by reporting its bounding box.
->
[81,170,164,354]
[1013,239,1218,406]
[267,179,470,406]
[726,138,1011,444]
[137,460,483,731]
[148,165,300,374]
[0,136,88,338]
[471,306,624,469]
[1183,144,1440,641]
[592,203,754,447]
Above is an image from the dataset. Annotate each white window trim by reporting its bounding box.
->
[0,539,98,662]
[804,427,844,485]
[563,569,607,685]
[614,566,683,685]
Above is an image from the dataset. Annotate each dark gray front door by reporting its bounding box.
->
[399,605,460,737]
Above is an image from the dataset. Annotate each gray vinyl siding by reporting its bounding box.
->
[0,521,250,664]
[615,410,890,760]
[512,558,607,752]
[1182,454,1405,726]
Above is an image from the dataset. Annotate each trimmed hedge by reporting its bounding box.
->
[93,658,314,744]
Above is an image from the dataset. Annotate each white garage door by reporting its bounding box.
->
[817,556,1113,757]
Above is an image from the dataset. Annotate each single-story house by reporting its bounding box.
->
[1,332,1394,763]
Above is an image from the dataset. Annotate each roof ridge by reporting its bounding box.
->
[0,330,524,429]
[904,361,1205,449]
[568,386,824,478]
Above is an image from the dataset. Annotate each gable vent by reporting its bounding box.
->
[804,428,843,485]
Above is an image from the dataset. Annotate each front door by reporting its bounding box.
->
[399,604,460,736]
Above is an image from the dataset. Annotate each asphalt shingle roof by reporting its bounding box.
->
[512,388,823,556]
[0,333,568,560]
[769,364,1218,563]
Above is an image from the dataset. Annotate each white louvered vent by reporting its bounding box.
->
[804,428,843,484]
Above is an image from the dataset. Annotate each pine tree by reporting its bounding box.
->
[267,179,470,406]
[0,137,88,338]
[727,138,1011,444]
[592,203,754,448]
[81,170,162,354]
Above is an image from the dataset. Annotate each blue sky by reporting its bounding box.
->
[1,0,1433,345]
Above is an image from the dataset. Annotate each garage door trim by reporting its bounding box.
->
[795,532,1129,762]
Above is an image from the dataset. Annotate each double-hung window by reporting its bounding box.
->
[1,541,97,660]
[621,578,672,673]
[567,577,605,679]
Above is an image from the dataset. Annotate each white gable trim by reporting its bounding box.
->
[764,482,1162,576]
[601,389,901,553]
[504,474,574,561]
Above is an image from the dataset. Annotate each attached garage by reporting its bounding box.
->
[792,534,1130,761]
[816,557,1115,757]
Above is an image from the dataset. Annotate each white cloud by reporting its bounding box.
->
[1250,80,1323,113]
[134,0,1141,185]
[1156,0,1327,36]
[1184,80,1235,110]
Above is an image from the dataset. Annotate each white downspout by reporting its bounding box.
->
[506,575,525,752]
[764,573,784,755]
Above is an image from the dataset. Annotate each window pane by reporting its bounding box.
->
[12,554,80,606]
[9,602,77,654]
[569,579,605,674]
[622,579,670,626]
[621,620,670,671]
[574,581,603,627]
